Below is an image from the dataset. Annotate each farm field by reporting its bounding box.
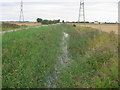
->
[1,22,41,31]
[2,24,118,88]
[70,23,118,34]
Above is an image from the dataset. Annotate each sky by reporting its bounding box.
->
[118,1,120,23]
[0,0,119,22]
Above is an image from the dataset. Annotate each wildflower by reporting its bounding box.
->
[103,51,109,54]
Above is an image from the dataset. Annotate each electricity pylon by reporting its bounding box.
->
[19,0,24,22]
[78,0,85,23]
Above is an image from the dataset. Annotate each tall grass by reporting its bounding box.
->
[2,24,118,88]
[2,22,27,31]
[2,25,63,88]
[0,34,2,89]
[58,24,118,88]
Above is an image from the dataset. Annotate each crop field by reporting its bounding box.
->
[2,24,118,88]
[74,23,118,34]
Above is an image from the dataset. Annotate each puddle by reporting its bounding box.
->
[45,32,70,88]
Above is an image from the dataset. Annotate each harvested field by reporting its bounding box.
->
[69,23,118,34]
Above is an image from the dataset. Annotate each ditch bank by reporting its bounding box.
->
[45,32,70,88]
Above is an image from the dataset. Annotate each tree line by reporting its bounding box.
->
[37,18,60,24]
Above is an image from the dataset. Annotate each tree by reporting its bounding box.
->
[41,20,49,24]
[58,19,60,23]
[62,20,65,23]
[37,18,42,23]
[37,18,60,25]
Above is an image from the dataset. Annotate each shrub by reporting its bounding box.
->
[37,18,60,25]
[37,18,43,23]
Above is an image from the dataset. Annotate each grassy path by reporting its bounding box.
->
[2,24,118,88]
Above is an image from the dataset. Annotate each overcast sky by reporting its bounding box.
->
[0,0,119,22]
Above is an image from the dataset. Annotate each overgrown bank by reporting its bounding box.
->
[3,25,63,88]
[2,24,118,88]
[58,24,118,88]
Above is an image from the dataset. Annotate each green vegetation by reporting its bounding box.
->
[0,34,2,89]
[2,25,63,88]
[2,24,118,88]
[37,18,43,23]
[58,25,118,88]
[36,18,60,24]
[1,22,27,31]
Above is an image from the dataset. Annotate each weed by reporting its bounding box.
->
[2,24,118,88]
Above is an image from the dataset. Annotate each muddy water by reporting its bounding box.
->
[45,32,70,88]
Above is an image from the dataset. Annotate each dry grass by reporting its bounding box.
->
[6,22,41,26]
[69,23,118,34]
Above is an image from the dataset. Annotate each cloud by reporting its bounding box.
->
[0,0,119,22]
